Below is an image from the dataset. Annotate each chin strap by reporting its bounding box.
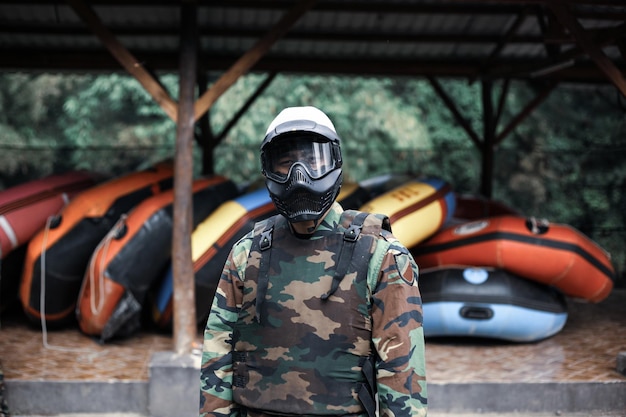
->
[306,222,318,234]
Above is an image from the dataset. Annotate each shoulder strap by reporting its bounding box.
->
[320,210,391,300]
[320,211,369,300]
[250,216,276,322]
[345,210,392,295]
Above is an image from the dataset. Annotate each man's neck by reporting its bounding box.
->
[289,209,331,236]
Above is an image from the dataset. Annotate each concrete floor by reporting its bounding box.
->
[2,290,626,416]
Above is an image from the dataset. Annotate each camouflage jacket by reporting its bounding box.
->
[200,202,427,417]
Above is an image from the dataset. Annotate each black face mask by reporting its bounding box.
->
[265,163,343,224]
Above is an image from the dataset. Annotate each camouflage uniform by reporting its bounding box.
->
[200,202,427,417]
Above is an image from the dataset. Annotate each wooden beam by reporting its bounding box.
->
[216,72,278,142]
[495,81,557,144]
[9,0,626,15]
[65,0,179,122]
[494,78,511,129]
[549,2,626,97]
[488,22,626,80]
[428,77,483,149]
[0,22,557,45]
[3,49,617,82]
[172,0,198,356]
[193,0,317,121]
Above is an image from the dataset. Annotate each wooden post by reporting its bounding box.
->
[480,80,495,199]
[172,0,198,355]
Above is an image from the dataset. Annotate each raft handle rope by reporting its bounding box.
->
[88,214,127,315]
[39,216,97,353]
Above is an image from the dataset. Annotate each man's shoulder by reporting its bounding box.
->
[233,214,283,250]
[231,225,256,253]
[340,209,392,236]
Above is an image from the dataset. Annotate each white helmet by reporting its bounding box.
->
[260,106,343,223]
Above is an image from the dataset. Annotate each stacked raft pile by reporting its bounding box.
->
[20,161,178,326]
[411,196,615,342]
[0,171,101,312]
[0,172,615,344]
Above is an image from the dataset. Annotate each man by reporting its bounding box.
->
[200,106,427,417]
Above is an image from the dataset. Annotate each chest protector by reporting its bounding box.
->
[233,210,390,416]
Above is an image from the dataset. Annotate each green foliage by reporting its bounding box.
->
[60,73,177,172]
[0,73,177,185]
[0,72,624,283]
[212,74,431,184]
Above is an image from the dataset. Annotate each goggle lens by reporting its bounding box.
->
[264,137,336,181]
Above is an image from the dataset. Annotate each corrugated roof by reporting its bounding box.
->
[0,0,624,87]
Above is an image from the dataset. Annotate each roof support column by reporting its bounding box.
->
[172,0,198,355]
[480,80,495,199]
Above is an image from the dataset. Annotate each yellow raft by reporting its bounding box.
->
[359,177,456,249]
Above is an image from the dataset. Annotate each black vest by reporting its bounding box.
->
[232,210,390,416]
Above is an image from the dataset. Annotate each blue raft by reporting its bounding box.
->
[420,266,568,342]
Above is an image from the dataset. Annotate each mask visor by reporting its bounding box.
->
[263,136,337,182]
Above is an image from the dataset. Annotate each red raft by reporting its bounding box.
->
[20,162,175,325]
[411,215,615,303]
[0,171,100,259]
[77,176,238,341]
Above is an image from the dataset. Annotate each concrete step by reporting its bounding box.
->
[7,376,626,417]
[6,352,626,417]
[10,411,626,417]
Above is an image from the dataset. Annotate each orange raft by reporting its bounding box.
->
[77,176,238,341]
[20,162,175,325]
[411,215,615,303]
[0,171,100,259]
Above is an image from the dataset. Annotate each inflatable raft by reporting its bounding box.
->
[420,266,568,342]
[1,245,27,312]
[153,187,277,327]
[358,173,413,200]
[0,171,100,259]
[152,181,371,328]
[76,176,238,341]
[20,162,175,325]
[412,216,615,303]
[335,181,373,212]
[359,177,456,248]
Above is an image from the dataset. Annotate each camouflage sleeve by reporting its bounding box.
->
[200,237,251,417]
[371,231,428,417]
